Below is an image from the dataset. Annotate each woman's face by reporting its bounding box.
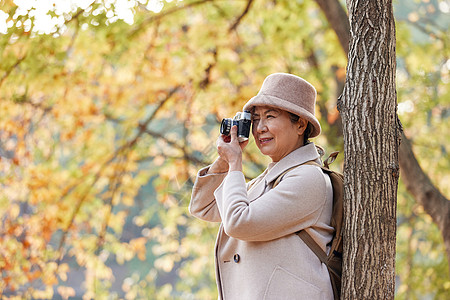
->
[252,106,307,162]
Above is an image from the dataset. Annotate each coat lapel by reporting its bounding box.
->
[246,144,321,202]
[265,143,321,186]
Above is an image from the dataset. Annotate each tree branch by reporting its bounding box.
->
[403,18,448,42]
[142,128,210,166]
[228,0,254,32]
[399,132,450,266]
[131,86,182,148]
[56,86,181,264]
[129,0,215,38]
[199,48,218,89]
[314,0,350,56]
[0,55,27,89]
[95,157,127,255]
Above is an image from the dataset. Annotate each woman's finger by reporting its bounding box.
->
[230,126,239,144]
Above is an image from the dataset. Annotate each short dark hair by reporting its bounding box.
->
[288,112,312,145]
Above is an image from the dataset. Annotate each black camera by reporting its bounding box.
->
[220,110,252,142]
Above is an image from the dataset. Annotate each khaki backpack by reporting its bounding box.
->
[272,152,343,300]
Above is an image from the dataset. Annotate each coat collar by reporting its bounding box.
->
[265,143,321,184]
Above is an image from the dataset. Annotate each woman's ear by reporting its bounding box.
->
[297,118,307,135]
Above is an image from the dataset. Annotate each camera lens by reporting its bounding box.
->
[220,118,232,136]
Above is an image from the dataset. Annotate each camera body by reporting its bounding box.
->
[220,110,252,142]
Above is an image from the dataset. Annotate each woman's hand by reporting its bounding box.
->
[216,125,248,172]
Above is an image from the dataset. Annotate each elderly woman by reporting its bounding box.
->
[190,73,334,299]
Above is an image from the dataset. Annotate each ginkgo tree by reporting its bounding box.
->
[0,0,448,299]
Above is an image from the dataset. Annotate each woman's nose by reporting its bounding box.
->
[256,119,267,133]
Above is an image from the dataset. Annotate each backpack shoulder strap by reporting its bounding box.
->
[272,165,302,188]
[272,160,323,189]
[296,230,328,264]
[272,153,341,266]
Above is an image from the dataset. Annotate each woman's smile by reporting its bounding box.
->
[259,137,273,145]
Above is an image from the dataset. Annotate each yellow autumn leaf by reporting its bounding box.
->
[56,286,76,300]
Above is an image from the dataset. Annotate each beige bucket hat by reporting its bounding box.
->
[243,73,321,138]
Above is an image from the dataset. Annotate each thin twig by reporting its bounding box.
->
[56,87,181,264]
[95,156,127,255]
[143,128,209,166]
[129,0,215,38]
[0,55,27,89]
[229,0,254,32]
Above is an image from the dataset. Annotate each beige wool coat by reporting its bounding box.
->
[190,143,334,300]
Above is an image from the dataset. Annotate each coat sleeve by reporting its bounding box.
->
[189,166,227,223]
[214,165,330,242]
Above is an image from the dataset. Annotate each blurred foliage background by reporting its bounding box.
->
[0,0,448,299]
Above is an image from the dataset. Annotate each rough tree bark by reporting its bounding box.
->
[314,0,450,271]
[337,1,400,299]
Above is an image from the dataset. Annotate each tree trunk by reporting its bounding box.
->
[338,1,400,299]
[314,0,450,273]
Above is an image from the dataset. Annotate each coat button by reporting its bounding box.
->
[233,254,240,263]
